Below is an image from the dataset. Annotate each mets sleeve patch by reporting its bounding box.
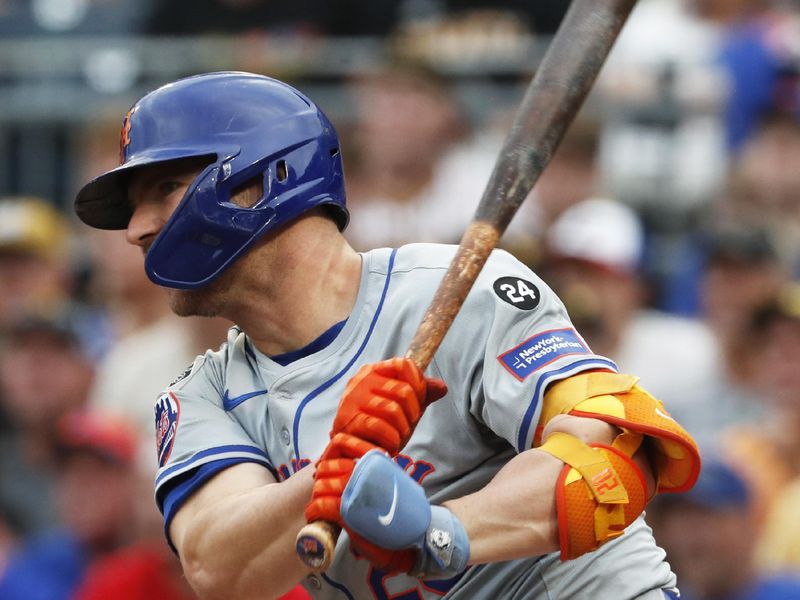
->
[498,328,590,382]
[155,392,180,468]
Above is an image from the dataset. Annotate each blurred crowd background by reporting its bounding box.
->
[1,0,800,599]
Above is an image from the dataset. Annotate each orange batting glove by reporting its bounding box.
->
[305,433,372,524]
[304,358,447,529]
[303,446,417,573]
[331,357,448,455]
[348,529,417,574]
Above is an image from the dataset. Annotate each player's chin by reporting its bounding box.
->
[167,287,222,318]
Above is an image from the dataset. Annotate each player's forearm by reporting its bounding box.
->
[443,414,655,565]
[179,467,313,600]
[443,447,564,564]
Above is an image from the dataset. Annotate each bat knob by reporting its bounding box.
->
[296,521,340,572]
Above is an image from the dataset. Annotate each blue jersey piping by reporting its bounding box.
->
[271,319,348,366]
[156,444,270,487]
[293,248,397,462]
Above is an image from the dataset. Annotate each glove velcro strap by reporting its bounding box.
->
[410,506,470,579]
[539,432,647,561]
[536,372,639,444]
[539,371,701,494]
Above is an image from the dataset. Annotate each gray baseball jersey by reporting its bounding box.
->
[154,243,677,600]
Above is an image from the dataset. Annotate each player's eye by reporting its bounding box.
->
[158,181,183,196]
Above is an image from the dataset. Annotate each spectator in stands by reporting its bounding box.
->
[755,478,800,575]
[722,282,800,528]
[344,63,602,253]
[343,63,479,250]
[71,452,198,600]
[542,197,650,361]
[698,220,787,391]
[540,197,742,447]
[444,1,569,34]
[727,116,800,271]
[0,411,138,600]
[648,457,800,600]
[0,196,111,360]
[0,314,95,536]
[0,197,70,329]
[528,116,602,233]
[692,0,800,151]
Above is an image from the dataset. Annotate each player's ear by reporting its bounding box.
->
[230,176,264,208]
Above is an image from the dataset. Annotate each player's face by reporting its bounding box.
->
[125,157,233,318]
[125,157,210,251]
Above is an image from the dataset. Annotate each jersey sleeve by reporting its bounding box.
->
[153,351,275,543]
[439,249,618,453]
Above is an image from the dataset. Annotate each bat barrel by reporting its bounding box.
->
[475,0,637,232]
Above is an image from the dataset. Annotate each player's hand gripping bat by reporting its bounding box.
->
[296,0,640,572]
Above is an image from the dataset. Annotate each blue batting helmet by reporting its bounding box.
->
[75,71,348,289]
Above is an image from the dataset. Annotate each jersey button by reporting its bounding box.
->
[280,427,291,445]
[307,574,322,590]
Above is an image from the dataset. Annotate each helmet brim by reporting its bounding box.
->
[75,148,217,230]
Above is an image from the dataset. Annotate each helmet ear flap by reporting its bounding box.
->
[144,161,279,290]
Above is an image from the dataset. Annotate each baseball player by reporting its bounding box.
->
[74,72,701,600]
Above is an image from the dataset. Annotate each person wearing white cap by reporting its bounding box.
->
[542,197,740,448]
[546,197,645,276]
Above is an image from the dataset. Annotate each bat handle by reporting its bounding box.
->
[296,520,341,572]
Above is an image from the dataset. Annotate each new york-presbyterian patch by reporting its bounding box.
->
[155,392,180,467]
[498,328,590,381]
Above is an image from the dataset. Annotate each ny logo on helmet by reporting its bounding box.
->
[119,106,137,164]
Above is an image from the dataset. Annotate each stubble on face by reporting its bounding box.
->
[159,218,280,320]
[166,274,231,317]
[139,232,236,318]
[163,255,243,317]
[162,242,264,319]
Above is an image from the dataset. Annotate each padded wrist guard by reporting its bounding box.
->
[539,432,647,560]
[409,506,470,579]
[537,371,701,560]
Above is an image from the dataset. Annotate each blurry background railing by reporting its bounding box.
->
[0,34,554,208]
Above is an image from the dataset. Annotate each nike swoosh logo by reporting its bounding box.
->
[378,479,399,526]
[222,389,268,411]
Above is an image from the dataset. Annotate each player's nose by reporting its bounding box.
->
[126,201,166,249]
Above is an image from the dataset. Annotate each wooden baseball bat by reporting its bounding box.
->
[296,0,640,572]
